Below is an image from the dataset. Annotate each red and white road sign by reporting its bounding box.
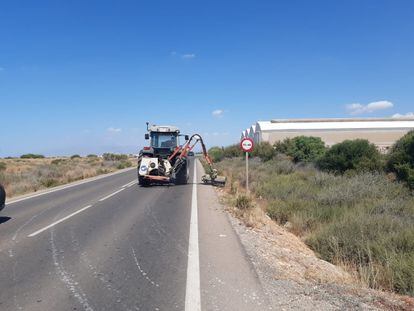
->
[240,138,254,152]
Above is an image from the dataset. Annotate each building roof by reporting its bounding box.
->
[249,124,257,133]
[256,118,414,132]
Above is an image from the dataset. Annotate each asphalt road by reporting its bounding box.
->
[0,159,270,311]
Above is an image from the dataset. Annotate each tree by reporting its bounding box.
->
[251,142,276,161]
[317,139,382,174]
[208,147,225,162]
[223,144,243,158]
[387,130,414,189]
[20,154,45,159]
[275,136,326,163]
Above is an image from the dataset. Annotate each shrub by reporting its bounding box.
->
[40,178,59,188]
[251,142,275,161]
[70,154,81,159]
[117,161,132,169]
[208,147,225,162]
[0,162,6,171]
[87,154,98,158]
[102,153,128,161]
[223,144,244,158]
[317,139,382,174]
[20,154,45,159]
[235,194,253,210]
[387,130,414,189]
[275,136,326,163]
[51,159,67,165]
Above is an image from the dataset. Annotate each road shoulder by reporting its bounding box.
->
[196,160,272,310]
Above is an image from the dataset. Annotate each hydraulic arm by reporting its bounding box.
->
[170,134,226,186]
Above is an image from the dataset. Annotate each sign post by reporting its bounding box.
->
[240,138,254,194]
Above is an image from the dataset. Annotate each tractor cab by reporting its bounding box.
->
[143,124,188,159]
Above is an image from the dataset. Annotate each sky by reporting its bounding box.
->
[1,0,414,156]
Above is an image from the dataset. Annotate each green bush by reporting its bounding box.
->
[20,154,45,159]
[251,142,275,161]
[208,147,225,162]
[223,144,244,158]
[274,136,326,163]
[117,161,132,169]
[70,154,81,159]
[317,139,382,174]
[387,130,414,189]
[87,154,98,158]
[102,153,128,161]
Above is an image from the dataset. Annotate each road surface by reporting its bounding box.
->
[0,159,270,311]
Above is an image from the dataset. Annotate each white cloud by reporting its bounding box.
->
[181,53,196,59]
[212,109,224,118]
[107,127,122,133]
[346,100,393,115]
[392,112,414,119]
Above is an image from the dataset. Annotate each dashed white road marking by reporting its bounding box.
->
[126,181,137,188]
[185,161,201,311]
[27,205,92,237]
[98,188,125,202]
[27,183,130,238]
[121,180,136,188]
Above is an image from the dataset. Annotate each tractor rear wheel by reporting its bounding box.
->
[174,158,189,185]
[138,176,150,187]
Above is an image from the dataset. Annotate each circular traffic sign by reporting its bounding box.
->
[240,138,254,152]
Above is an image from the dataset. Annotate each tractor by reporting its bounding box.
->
[137,123,226,187]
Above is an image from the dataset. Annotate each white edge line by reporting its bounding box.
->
[98,188,125,202]
[28,205,93,237]
[185,160,201,311]
[7,167,136,205]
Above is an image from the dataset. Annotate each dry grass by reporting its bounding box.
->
[0,156,136,198]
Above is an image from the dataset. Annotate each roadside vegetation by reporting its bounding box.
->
[0,154,135,198]
[209,131,414,296]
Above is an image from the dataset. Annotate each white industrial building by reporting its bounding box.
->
[241,118,414,151]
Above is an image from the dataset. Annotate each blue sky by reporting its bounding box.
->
[1,0,413,156]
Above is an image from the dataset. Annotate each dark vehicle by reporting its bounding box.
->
[188,151,195,156]
[0,184,5,211]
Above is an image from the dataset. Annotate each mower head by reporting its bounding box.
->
[201,172,227,187]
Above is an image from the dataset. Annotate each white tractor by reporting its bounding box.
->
[137,123,226,187]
